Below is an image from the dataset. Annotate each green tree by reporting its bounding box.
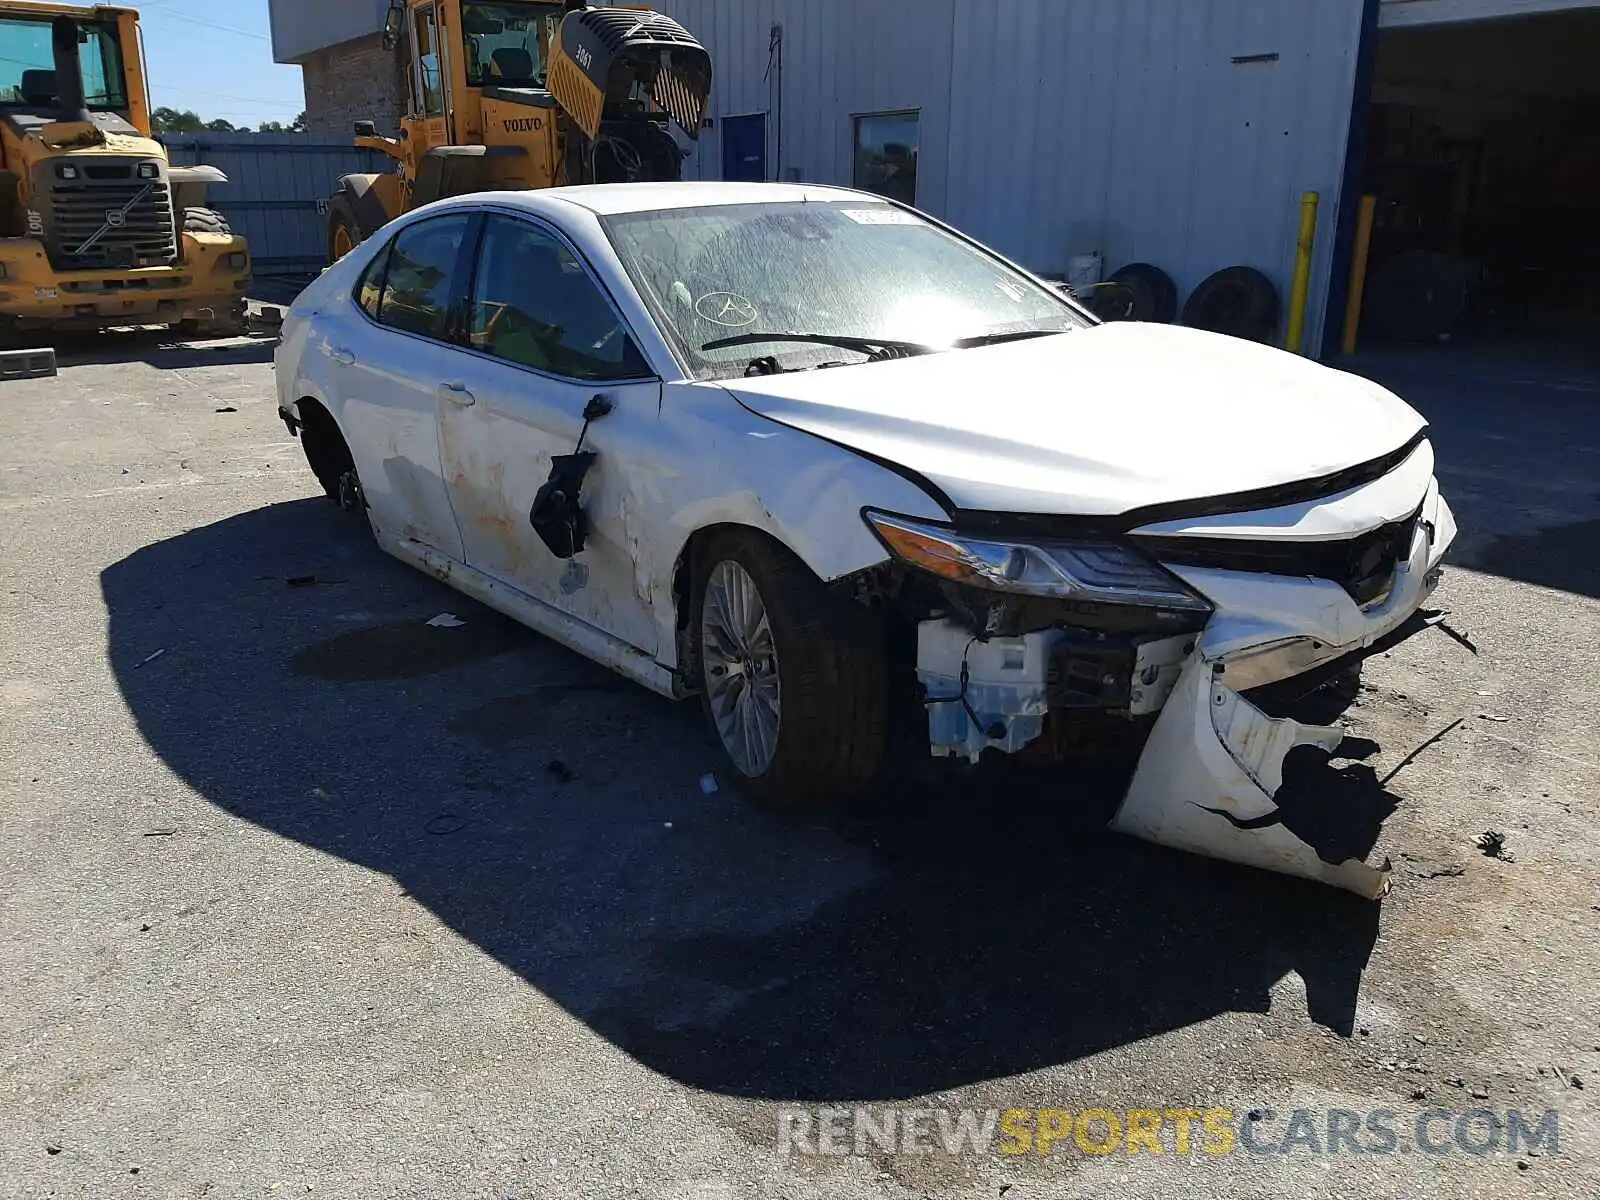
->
[204,118,236,132]
[256,112,308,135]
[150,106,205,133]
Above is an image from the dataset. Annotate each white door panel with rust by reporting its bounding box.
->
[436,360,664,655]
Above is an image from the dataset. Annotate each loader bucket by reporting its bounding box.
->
[546,7,711,144]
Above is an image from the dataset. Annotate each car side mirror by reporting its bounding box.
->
[353,120,378,137]
[382,3,405,51]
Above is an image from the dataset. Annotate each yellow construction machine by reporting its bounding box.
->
[327,0,711,259]
[0,3,251,341]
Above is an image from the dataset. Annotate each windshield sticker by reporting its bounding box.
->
[694,292,760,327]
[839,208,922,226]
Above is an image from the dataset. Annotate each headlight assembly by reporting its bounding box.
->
[864,510,1212,612]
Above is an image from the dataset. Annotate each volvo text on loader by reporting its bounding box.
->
[0,4,251,342]
[326,0,711,260]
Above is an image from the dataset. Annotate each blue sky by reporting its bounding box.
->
[137,1,303,127]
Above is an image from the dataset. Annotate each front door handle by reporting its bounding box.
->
[329,345,355,366]
[437,382,476,407]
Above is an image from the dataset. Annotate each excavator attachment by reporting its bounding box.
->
[546,7,711,143]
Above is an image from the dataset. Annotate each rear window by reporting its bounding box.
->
[375,215,472,342]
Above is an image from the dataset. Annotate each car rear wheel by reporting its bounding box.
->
[298,402,371,536]
[694,530,888,808]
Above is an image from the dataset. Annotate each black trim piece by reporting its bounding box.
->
[950,428,1429,539]
[1136,503,1422,605]
[449,211,489,347]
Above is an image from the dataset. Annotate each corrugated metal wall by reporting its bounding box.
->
[652,0,1368,353]
[158,134,388,276]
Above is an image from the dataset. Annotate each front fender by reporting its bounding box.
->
[648,383,947,667]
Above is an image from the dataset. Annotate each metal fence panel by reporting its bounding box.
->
[158,132,389,276]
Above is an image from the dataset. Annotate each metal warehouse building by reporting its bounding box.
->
[274,0,1600,360]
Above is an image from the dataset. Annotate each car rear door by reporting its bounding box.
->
[332,212,477,560]
[434,211,665,655]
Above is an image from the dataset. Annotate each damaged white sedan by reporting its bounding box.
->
[276,181,1455,897]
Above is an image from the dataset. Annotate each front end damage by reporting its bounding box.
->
[865,460,1458,898]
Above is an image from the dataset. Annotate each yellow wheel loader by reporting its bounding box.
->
[326,0,711,260]
[0,4,251,343]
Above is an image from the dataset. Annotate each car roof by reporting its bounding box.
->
[472,180,884,217]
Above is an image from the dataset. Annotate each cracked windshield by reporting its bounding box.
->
[604,201,1086,378]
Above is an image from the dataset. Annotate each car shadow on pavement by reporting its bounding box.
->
[102,498,1384,1102]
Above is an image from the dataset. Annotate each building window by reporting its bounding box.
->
[853,111,919,206]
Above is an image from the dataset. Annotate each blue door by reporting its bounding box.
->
[721,113,767,182]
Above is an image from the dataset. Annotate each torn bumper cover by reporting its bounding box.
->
[1112,479,1458,898]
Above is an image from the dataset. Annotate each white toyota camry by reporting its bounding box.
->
[276,181,1456,897]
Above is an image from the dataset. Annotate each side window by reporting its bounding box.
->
[414,4,445,117]
[353,240,393,318]
[377,215,472,341]
[467,216,648,380]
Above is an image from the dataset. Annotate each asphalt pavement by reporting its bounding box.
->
[1,328,1596,1199]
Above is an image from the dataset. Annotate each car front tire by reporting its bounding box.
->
[693,529,888,808]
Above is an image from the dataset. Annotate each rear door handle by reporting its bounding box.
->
[329,345,355,366]
[437,382,476,407]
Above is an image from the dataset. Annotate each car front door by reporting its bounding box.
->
[332,212,476,559]
[435,212,665,654]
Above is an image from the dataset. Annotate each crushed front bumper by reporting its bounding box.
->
[1111,478,1458,897]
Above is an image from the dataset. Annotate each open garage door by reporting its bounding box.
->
[1351,3,1600,364]
[1382,0,1600,27]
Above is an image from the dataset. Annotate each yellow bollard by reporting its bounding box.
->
[1341,194,1378,356]
[1284,191,1320,355]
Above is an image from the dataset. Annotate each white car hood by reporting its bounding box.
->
[722,322,1427,518]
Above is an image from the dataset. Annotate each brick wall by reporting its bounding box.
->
[299,33,406,138]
